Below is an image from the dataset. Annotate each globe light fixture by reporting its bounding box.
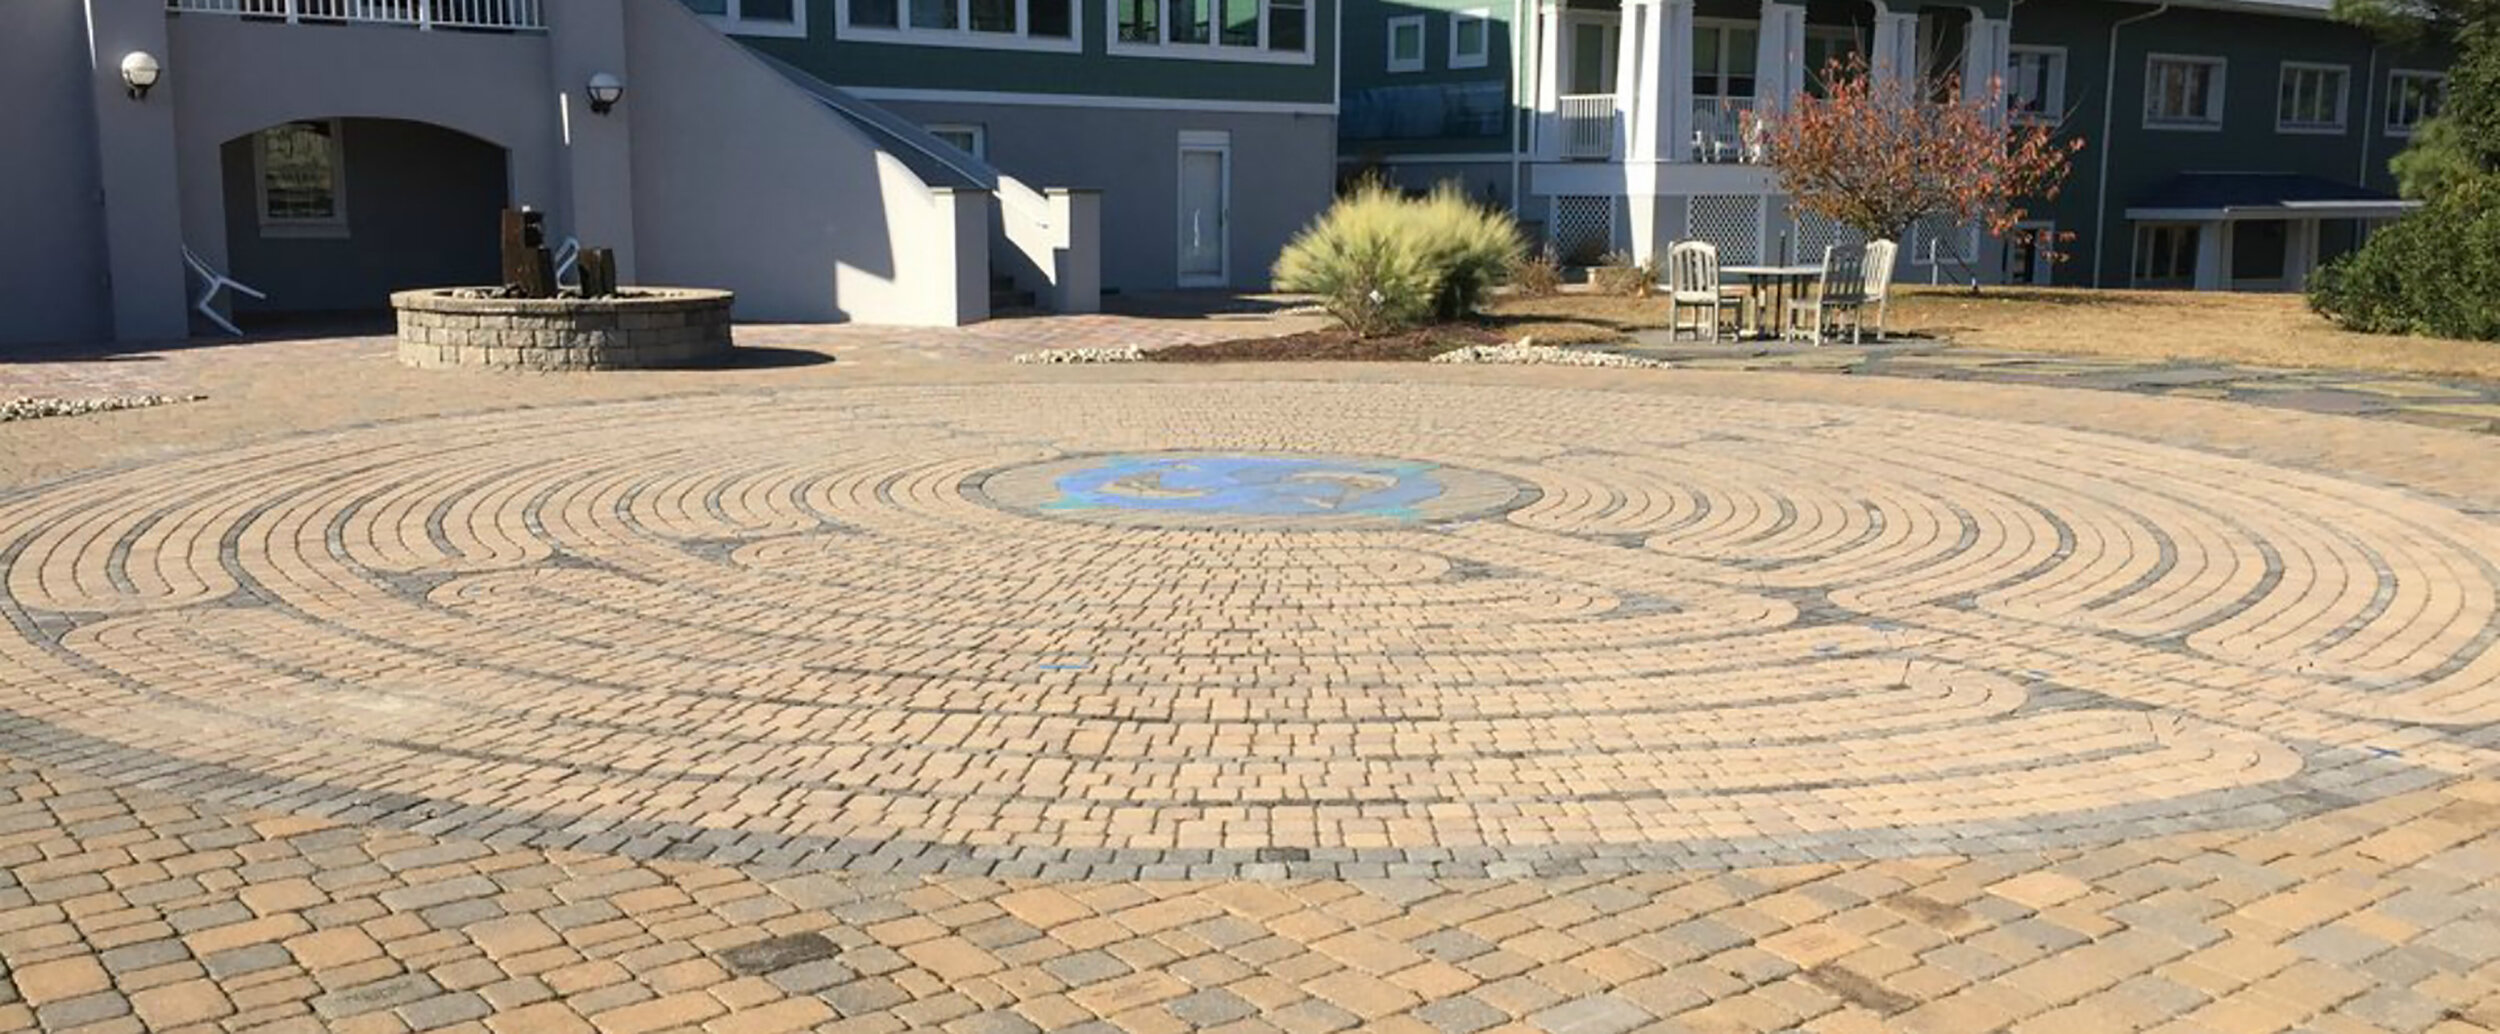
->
[586,72,624,115]
[121,51,162,101]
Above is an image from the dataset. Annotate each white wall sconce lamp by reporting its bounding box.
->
[586,72,624,115]
[121,51,162,101]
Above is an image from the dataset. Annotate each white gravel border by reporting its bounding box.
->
[1430,341,1668,369]
[2,395,206,423]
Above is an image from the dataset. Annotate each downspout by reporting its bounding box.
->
[2093,2,2169,288]
[1512,0,1526,217]
[2358,42,2381,185]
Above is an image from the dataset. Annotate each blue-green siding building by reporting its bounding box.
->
[1339,0,2448,290]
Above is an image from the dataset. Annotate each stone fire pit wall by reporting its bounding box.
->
[392,288,735,371]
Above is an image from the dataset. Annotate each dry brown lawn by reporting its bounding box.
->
[1889,286,2500,381]
[1483,293,1672,346]
[1483,286,2500,381]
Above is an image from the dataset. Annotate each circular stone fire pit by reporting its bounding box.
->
[392,288,734,371]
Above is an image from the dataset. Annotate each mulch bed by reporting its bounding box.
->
[1146,325,1504,363]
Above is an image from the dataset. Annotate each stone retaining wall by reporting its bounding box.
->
[393,289,735,370]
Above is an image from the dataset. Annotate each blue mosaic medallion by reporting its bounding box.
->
[1046,454,1445,519]
[978,450,1529,528]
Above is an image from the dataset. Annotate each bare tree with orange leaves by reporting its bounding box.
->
[1750,54,2083,273]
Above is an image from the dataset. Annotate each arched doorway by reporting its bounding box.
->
[219,118,508,318]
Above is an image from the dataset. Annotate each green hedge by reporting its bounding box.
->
[2307,20,2499,342]
[2309,179,2500,341]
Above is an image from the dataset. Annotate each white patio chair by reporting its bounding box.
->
[1665,241,1743,342]
[1785,243,1871,346]
[1862,238,1898,341]
[182,245,266,337]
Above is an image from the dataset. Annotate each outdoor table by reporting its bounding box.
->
[1721,263,1824,340]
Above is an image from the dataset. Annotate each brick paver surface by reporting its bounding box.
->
[3,326,2499,1033]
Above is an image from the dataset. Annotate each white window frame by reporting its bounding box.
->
[925,123,987,160]
[700,0,808,38]
[838,0,1081,51]
[2005,45,2066,124]
[254,119,349,240]
[1448,8,1490,70]
[1106,0,1315,64]
[2275,61,2349,134]
[2385,69,2446,136]
[2144,53,2226,131]
[1387,14,1425,73]
[1691,19,1763,105]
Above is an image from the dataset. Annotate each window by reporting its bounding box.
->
[842,0,1075,48]
[2145,54,2225,129]
[687,0,805,37]
[1111,0,1308,59]
[1802,26,1860,96]
[2133,223,2201,286]
[2005,46,2065,123]
[1692,22,1760,104]
[255,120,347,238]
[2277,62,2348,133]
[926,124,986,160]
[1388,15,1424,72]
[2387,70,2446,135]
[1449,8,1490,70]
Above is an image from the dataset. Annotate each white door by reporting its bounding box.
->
[1177,134,1229,286]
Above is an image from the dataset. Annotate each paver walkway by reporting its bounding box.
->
[2,322,2499,1033]
[1624,335,2500,436]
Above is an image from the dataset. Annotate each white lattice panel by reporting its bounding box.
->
[1550,196,1614,265]
[1912,215,1982,266]
[1791,209,1864,263]
[1687,195,1765,264]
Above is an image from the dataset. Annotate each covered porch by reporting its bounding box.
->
[2125,173,2419,293]
[1530,0,2011,167]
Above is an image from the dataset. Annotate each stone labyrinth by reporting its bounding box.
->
[4,381,2497,878]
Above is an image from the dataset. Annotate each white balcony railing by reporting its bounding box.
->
[166,0,547,31]
[1692,97,1764,164]
[1558,94,1616,160]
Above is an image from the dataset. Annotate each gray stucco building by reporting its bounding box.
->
[2,0,1340,347]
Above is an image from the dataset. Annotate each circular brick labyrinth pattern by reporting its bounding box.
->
[2,382,2495,877]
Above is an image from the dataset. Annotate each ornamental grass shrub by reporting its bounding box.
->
[1510,247,1564,297]
[1274,183,1524,337]
[1590,251,1666,297]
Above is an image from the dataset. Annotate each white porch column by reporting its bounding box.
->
[2285,218,2317,289]
[1616,0,1678,164]
[1870,3,1921,92]
[1613,0,1646,160]
[1615,0,1673,261]
[1754,1,1808,115]
[1533,0,1564,158]
[1662,0,1694,160]
[1960,13,2008,122]
[2192,220,2226,290]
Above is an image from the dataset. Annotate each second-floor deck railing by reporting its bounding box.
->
[1558,94,1616,160]
[166,0,547,31]
[1692,97,1763,164]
